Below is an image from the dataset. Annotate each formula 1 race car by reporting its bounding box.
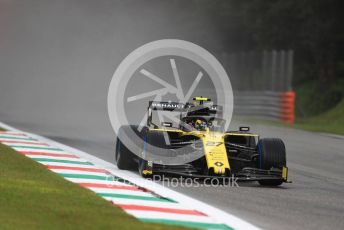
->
[115,97,288,186]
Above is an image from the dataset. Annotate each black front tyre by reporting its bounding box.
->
[257,138,286,186]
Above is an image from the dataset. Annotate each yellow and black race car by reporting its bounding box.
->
[115,97,288,186]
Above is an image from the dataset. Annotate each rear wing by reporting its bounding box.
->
[149,101,187,112]
[148,101,222,112]
[147,100,223,128]
[147,101,188,128]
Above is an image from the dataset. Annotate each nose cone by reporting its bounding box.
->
[202,133,230,174]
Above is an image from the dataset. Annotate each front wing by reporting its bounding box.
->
[151,165,289,182]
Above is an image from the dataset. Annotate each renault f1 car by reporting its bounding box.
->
[115,97,288,186]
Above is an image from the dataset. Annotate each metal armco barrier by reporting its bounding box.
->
[233,91,296,123]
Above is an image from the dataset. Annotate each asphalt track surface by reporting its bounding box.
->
[1,1,344,229]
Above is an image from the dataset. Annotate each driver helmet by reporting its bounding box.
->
[195,119,206,130]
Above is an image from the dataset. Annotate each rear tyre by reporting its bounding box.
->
[145,131,176,157]
[115,126,138,170]
[138,130,176,178]
[257,138,286,186]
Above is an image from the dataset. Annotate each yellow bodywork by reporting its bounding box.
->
[142,169,153,175]
[193,97,210,101]
[150,128,258,175]
[282,166,288,180]
[201,131,230,175]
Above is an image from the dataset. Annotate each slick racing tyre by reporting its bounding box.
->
[257,138,286,186]
[115,126,138,170]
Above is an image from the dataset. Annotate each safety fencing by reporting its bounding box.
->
[219,50,295,123]
[221,50,294,92]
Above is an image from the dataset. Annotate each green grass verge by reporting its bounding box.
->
[295,80,343,117]
[293,99,344,135]
[0,144,186,230]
